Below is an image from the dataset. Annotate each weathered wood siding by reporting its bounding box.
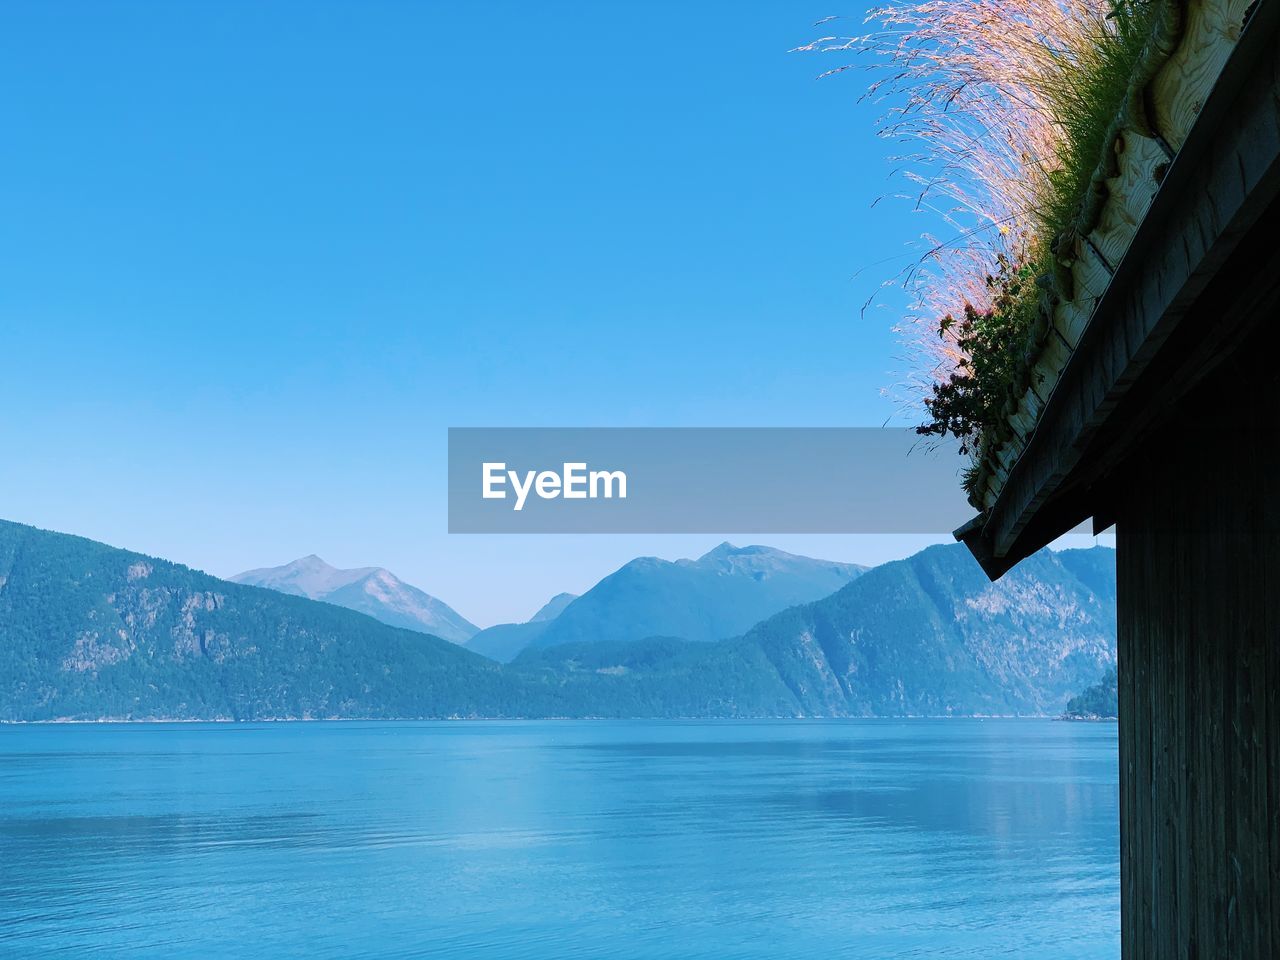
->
[1116,360,1280,959]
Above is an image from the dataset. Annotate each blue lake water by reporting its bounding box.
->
[0,720,1118,959]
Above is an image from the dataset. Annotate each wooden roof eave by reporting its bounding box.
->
[957,0,1280,579]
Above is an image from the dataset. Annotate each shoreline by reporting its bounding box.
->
[0,714,1086,726]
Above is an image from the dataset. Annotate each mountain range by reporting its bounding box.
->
[0,518,1116,720]
[231,555,478,644]
[466,544,866,662]
[516,543,1116,717]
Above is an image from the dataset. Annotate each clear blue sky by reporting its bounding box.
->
[0,1,1106,625]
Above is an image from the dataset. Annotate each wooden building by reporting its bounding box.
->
[954,1,1279,955]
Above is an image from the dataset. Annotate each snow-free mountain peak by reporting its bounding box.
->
[523,543,869,653]
[685,542,867,579]
[232,557,478,643]
[698,541,740,560]
[231,555,376,600]
[464,590,582,662]
[529,593,578,622]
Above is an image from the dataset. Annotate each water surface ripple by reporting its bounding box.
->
[0,719,1119,959]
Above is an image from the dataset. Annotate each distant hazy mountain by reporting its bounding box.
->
[526,543,868,653]
[518,544,1117,716]
[231,555,477,643]
[468,545,865,663]
[466,592,580,663]
[529,592,577,622]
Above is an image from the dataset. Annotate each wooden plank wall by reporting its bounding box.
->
[1116,349,1279,959]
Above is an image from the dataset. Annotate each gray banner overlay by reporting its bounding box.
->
[448,428,974,534]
